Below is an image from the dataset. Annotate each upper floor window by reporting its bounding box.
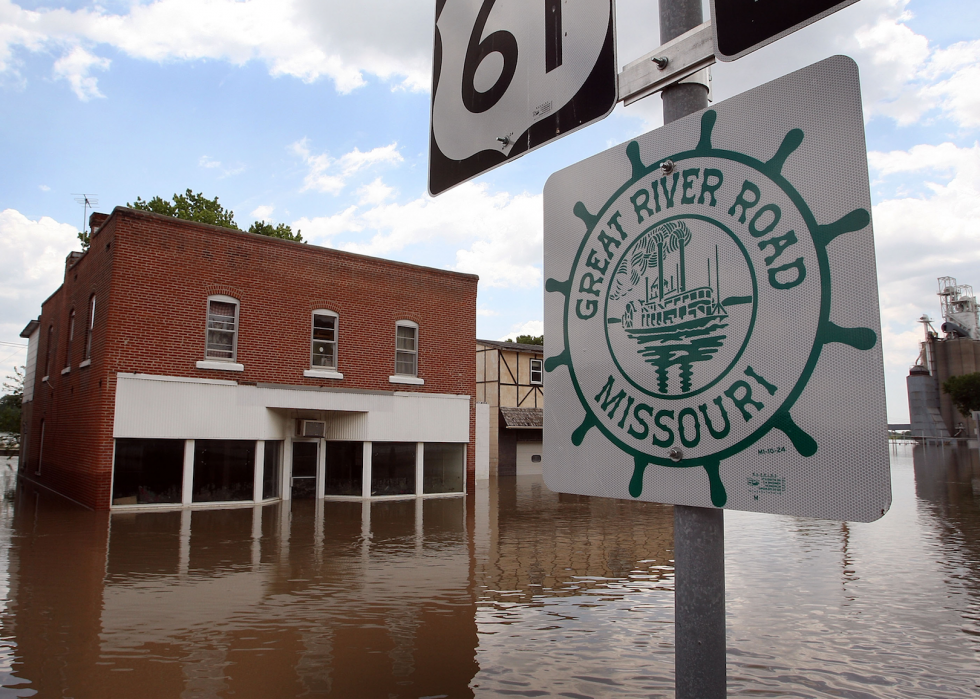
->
[43,325,53,378]
[530,358,543,385]
[395,321,418,377]
[311,311,338,369]
[205,296,239,361]
[64,309,75,369]
[84,294,96,361]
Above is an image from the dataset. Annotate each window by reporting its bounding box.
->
[395,321,418,376]
[205,296,239,360]
[423,443,464,494]
[193,439,255,502]
[371,442,416,496]
[43,326,52,378]
[63,309,75,369]
[324,441,363,496]
[112,439,184,505]
[311,311,338,369]
[530,358,543,385]
[83,294,96,362]
[262,441,282,500]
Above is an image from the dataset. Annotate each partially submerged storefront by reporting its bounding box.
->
[19,207,478,510]
[110,374,469,508]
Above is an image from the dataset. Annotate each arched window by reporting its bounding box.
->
[43,325,53,379]
[205,295,240,361]
[395,320,418,377]
[311,310,338,370]
[83,294,96,362]
[63,309,75,370]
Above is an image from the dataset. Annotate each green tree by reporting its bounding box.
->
[942,372,980,417]
[248,220,304,243]
[0,367,24,448]
[129,189,239,229]
[506,334,543,345]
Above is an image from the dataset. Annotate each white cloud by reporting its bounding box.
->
[477,308,500,317]
[869,142,980,419]
[357,178,395,206]
[920,41,980,129]
[294,181,543,289]
[0,209,78,378]
[499,320,543,342]
[198,155,245,177]
[291,140,402,194]
[250,204,274,220]
[38,185,49,191]
[0,0,432,98]
[52,45,109,100]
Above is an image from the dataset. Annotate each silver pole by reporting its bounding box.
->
[659,1,727,697]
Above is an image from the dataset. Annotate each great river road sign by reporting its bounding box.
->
[429,0,617,196]
[542,55,890,522]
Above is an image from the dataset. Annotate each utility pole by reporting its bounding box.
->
[659,2,727,697]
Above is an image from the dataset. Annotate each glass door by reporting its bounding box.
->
[291,441,318,499]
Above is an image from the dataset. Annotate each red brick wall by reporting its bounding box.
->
[24,208,478,509]
[24,219,118,508]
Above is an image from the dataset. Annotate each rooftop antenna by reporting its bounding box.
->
[72,194,98,233]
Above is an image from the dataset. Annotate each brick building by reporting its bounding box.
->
[475,339,543,476]
[19,207,478,511]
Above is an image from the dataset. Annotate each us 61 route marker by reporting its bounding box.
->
[428,0,617,196]
[543,55,890,522]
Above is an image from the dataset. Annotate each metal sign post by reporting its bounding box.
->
[428,0,618,196]
[659,5,726,696]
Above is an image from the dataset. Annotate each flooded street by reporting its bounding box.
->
[0,444,977,698]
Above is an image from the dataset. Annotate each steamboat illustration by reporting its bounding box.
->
[609,220,738,394]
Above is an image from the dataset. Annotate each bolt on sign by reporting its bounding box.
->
[428,0,617,196]
[543,56,890,522]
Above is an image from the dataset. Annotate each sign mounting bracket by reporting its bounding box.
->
[618,21,715,106]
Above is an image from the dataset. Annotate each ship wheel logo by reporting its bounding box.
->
[545,110,878,508]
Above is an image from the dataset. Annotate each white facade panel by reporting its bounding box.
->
[23,328,39,404]
[516,441,544,476]
[475,403,490,481]
[113,374,470,444]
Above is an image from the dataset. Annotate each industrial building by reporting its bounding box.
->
[907,277,980,439]
[18,207,478,510]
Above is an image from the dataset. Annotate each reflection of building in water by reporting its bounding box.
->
[474,476,674,605]
[912,442,980,506]
[911,443,980,581]
[5,482,478,698]
[17,207,477,511]
[908,277,980,439]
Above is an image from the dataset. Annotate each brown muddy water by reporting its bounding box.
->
[0,443,977,698]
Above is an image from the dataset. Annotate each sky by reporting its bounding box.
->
[0,0,978,422]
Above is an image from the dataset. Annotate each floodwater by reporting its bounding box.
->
[0,443,977,698]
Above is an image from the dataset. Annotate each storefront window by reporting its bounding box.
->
[112,439,184,505]
[324,441,363,496]
[423,443,465,494]
[263,441,282,500]
[193,440,255,502]
[371,442,416,496]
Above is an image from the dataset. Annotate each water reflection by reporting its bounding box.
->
[0,447,978,698]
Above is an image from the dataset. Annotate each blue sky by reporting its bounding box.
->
[1,0,978,422]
